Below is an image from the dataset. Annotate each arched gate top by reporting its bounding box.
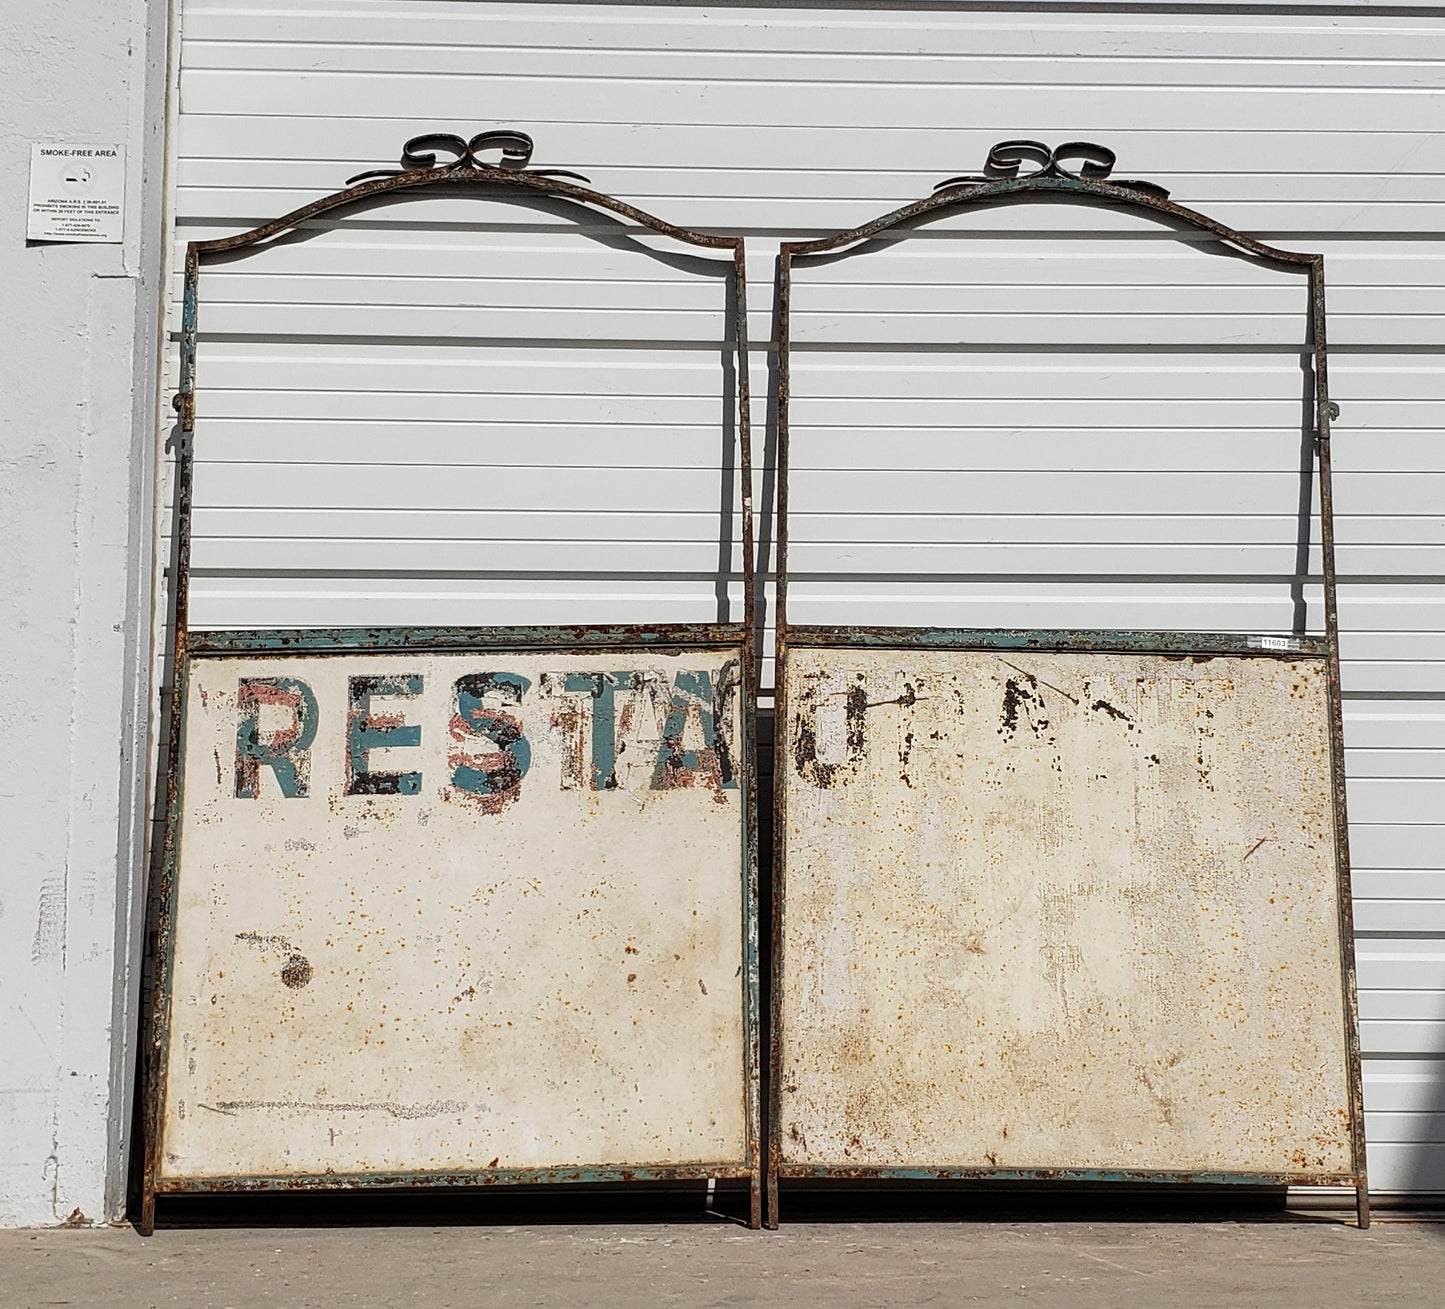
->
[186,128,742,267]
[782,138,1321,271]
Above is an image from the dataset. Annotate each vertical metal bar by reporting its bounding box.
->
[1311,256,1370,1229]
[173,244,199,643]
[734,238,763,1230]
[774,250,793,649]
[766,247,795,1229]
[140,243,201,1235]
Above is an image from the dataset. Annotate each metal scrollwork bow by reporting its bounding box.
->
[934,140,1169,199]
[347,129,590,185]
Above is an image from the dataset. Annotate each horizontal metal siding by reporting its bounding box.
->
[168,0,1445,1195]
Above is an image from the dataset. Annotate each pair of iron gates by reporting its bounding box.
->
[140,132,1368,1232]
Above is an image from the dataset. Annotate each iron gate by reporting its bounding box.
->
[768,141,1367,1227]
[140,131,761,1229]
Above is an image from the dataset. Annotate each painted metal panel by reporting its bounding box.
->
[159,648,748,1181]
[778,645,1351,1177]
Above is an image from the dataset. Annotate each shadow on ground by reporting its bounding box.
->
[150,1181,1327,1232]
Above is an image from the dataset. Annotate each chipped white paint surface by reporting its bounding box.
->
[779,647,1352,1177]
[159,650,747,1180]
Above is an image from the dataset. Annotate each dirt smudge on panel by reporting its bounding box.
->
[1090,699,1132,723]
[999,668,1050,741]
[236,930,313,989]
[212,1099,468,1119]
[279,954,314,988]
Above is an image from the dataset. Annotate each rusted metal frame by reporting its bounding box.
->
[189,624,747,655]
[779,627,1330,658]
[733,237,764,1231]
[766,244,794,1228]
[139,257,199,1237]
[1311,257,1371,1229]
[774,1165,1360,1187]
[768,170,1365,1227]
[774,171,1320,643]
[781,172,1318,267]
[142,166,761,1228]
[186,160,741,261]
[155,1163,756,1195]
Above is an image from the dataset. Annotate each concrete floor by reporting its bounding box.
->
[3,1214,1444,1308]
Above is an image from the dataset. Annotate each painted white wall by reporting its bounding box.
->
[0,0,168,1225]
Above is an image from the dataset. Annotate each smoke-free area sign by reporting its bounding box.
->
[28,144,125,242]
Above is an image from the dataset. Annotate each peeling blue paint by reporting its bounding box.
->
[346,674,423,796]
[234,677,318,799]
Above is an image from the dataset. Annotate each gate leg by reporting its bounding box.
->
[1356,1182,1370,1229]
[138,1180,155,1237]
[766,1170,779,1229]
[749,1172,762,1229]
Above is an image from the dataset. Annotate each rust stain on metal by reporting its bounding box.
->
[279,956,313,989]
[236,932,313,991]
[997,660,1078,706]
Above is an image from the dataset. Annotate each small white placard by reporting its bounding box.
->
[28,143,125,243]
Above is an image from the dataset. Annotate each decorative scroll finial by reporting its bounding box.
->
[934,140,1169,198]
[347,129,590,186]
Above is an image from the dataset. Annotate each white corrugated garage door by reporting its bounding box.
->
[162,0,1445,1196]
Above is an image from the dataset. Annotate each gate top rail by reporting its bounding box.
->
[170,126,755,654]
[774,137,1337,658]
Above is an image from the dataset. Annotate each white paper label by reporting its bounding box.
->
[28,144,125,243]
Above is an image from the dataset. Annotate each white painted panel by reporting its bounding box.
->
[171,0,1445,1194]
[187,579,747,632]
[1356,944,1445,992]
[1356,904,1445,934]
[1347,778,1445,826]
[176,68,1445,138]
[1364,1062,1445,1113]
[1347,826,1445,874]
[173,116,1445,187]
[779,647,1353,1177]
[160,649,748,1180]
[1355,1144,1445,1194]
